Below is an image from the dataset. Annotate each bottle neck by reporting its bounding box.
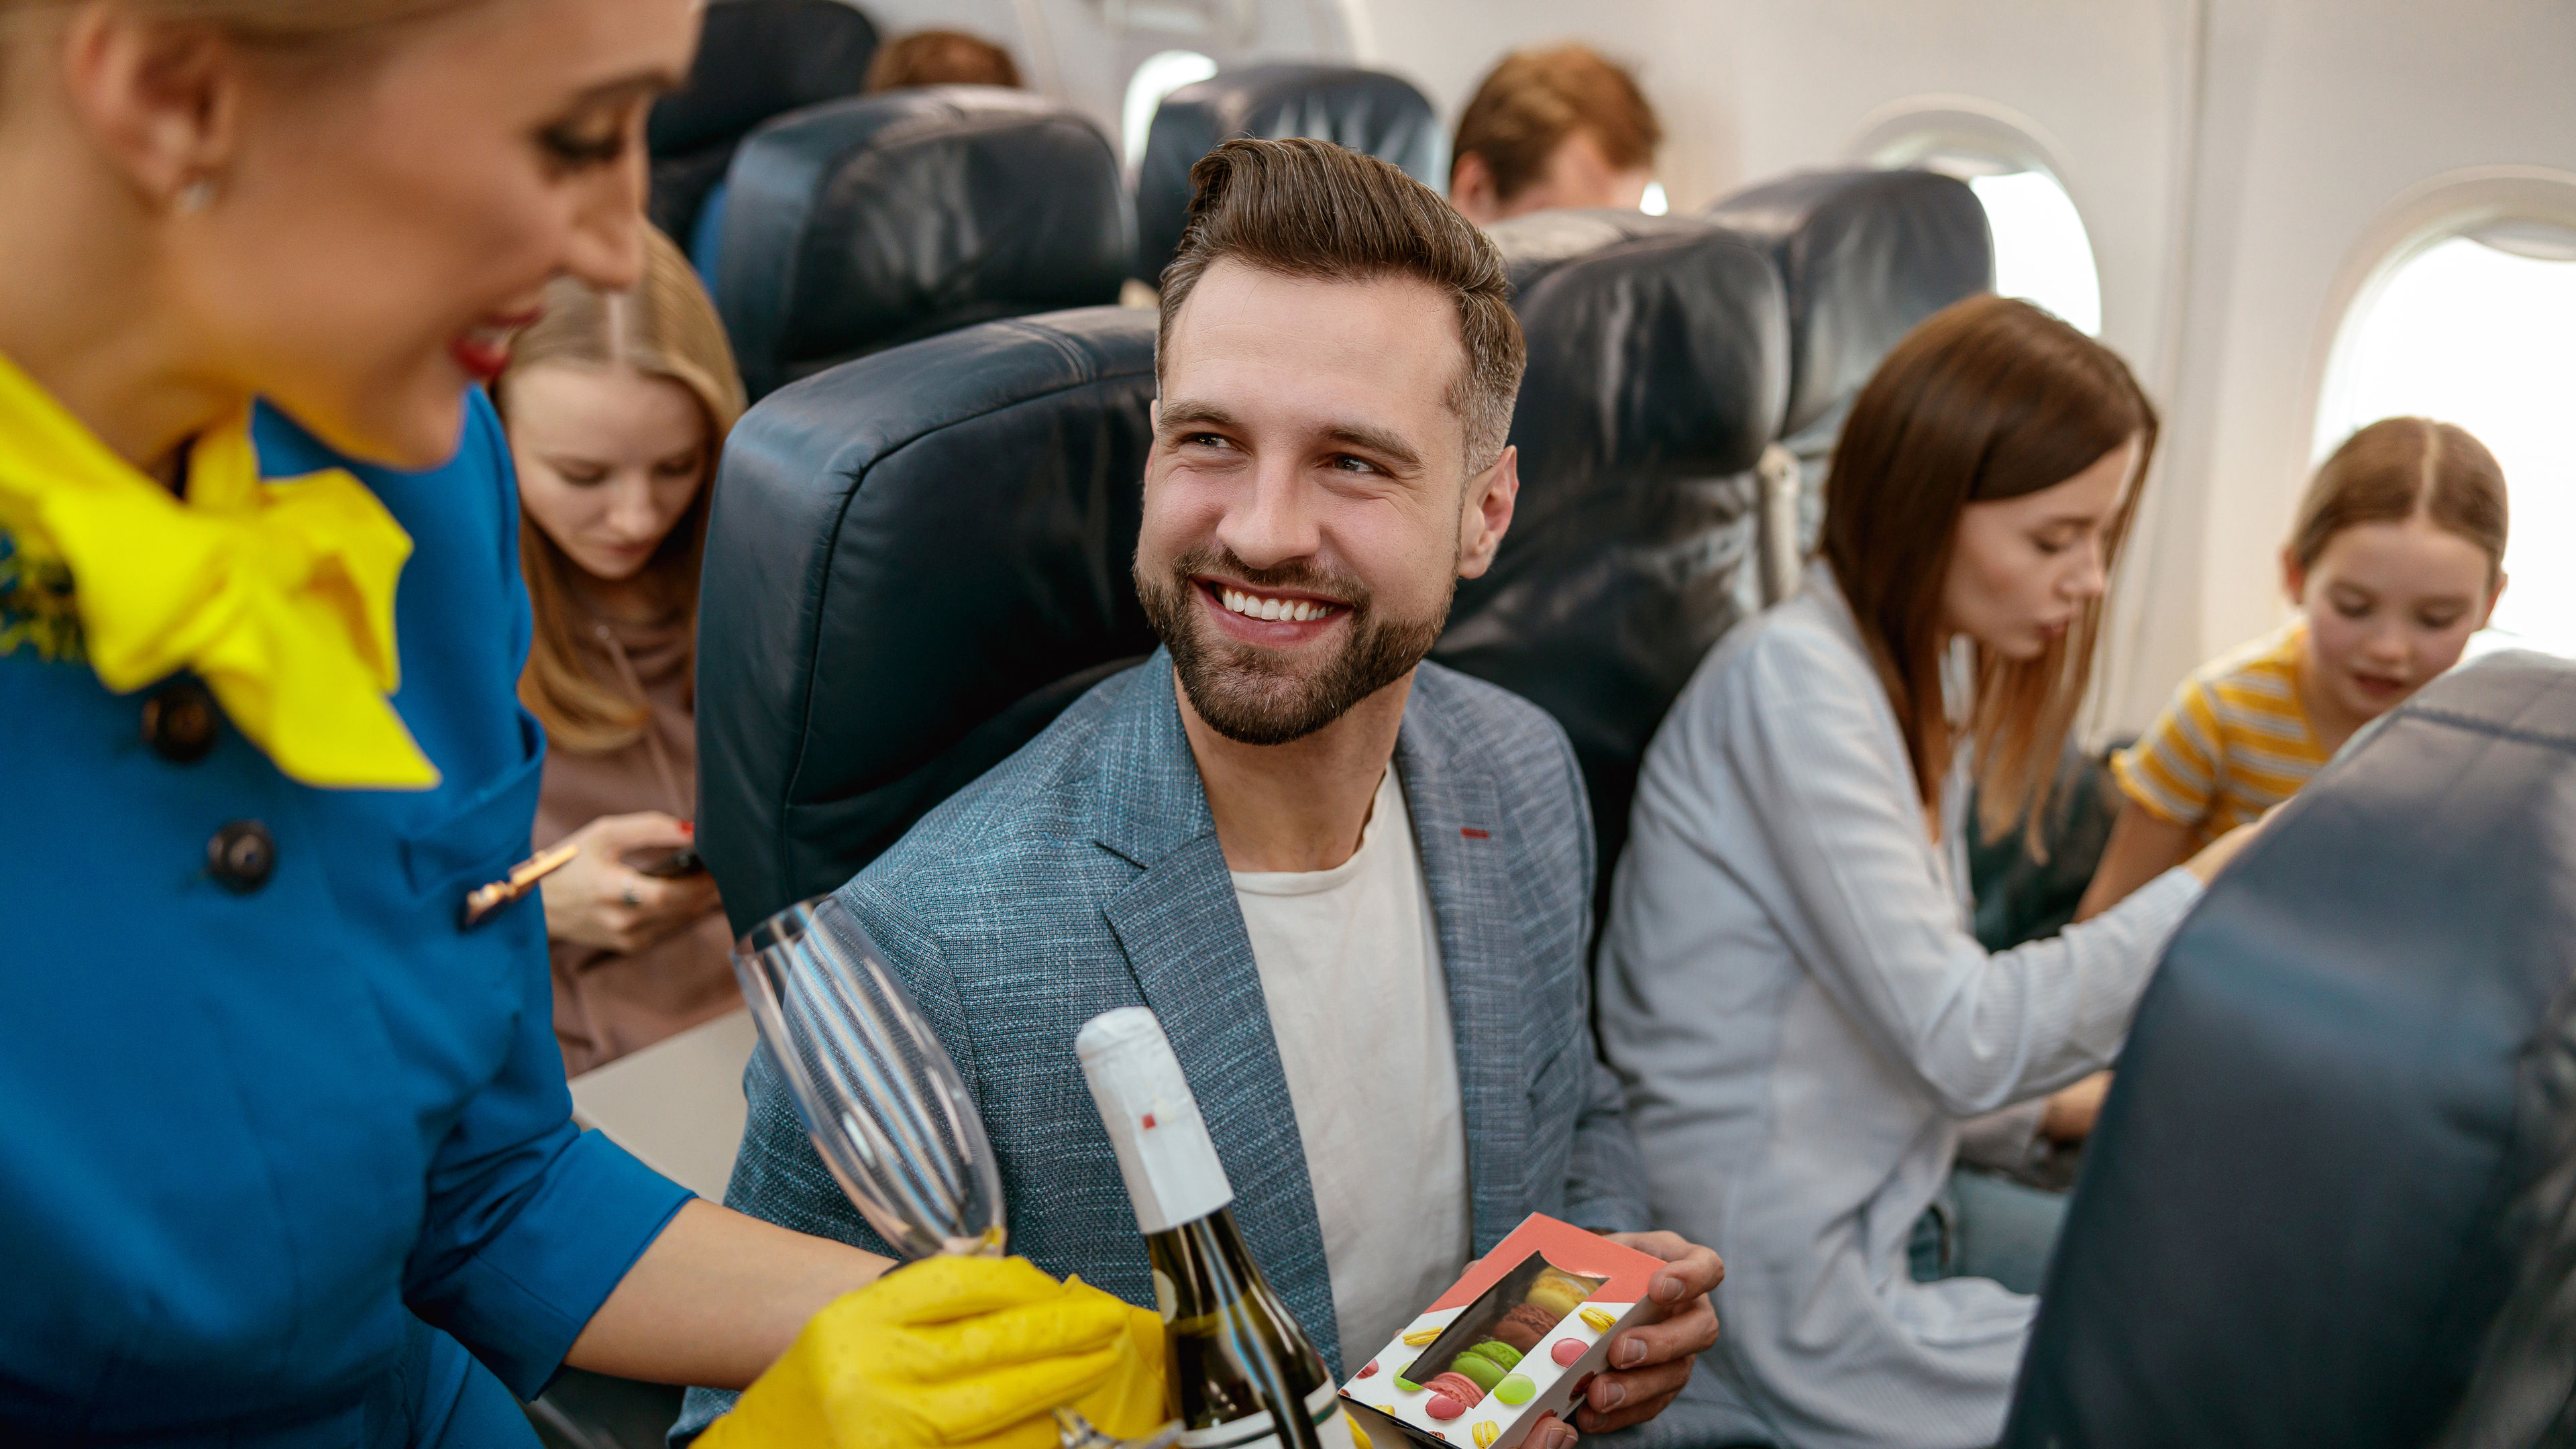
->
[1149,1208,1269,1313]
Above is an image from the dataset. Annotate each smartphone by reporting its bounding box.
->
[635,845,705,879]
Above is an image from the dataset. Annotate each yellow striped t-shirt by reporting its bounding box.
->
[2112,621,2329,848]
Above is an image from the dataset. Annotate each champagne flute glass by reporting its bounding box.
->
[733,892,1005,1259]
[733,893,1176,1448]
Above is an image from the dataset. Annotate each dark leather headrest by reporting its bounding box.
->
[697,307,1160,932]
[1703,168,1991,439]
[714,87,1130,400]
[645,0,877,244]
[649,0,880,154]
[1133,64,1444,281]
[1482,208,1719,301]
[2006,652,2576,1448]
[1436,227,1788,912]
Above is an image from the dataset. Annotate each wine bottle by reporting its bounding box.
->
[1077,1008,1354,1449]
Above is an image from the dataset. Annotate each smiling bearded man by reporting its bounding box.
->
[1138,537,1449,746]
[678,137,1725,1448]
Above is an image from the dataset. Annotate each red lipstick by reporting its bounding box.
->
[449,308,543,382]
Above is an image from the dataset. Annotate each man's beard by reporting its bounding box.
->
[1134,544,1454,746]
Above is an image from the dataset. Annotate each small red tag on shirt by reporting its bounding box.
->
[1460,827,1491,840]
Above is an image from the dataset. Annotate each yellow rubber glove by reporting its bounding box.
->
[701,1254,1168,1449]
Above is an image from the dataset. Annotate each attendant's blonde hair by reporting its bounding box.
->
[498,227,746,755]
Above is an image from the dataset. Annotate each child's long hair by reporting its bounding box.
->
[2292,418,2508,583]
[498,227,746,755]
[1822,294,2158,849]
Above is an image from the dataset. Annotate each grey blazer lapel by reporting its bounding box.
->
[1092,655,1343,1370]
[1397,683,1534,1258]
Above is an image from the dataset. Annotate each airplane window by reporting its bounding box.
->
[1641,181,1668,216]
[1963,168,2102,336]
[1870,129,2104,337]
[1123,50,1218,174]
[2314,228,2576,657]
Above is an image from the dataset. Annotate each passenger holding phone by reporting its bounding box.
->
[500,227,738,1074]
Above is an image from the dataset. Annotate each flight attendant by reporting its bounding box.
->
[0,1,1153,1444]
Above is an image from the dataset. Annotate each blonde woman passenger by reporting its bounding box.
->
[2078,417,2508,918]
[0,2,1159,1443]
[498,226,738,1075]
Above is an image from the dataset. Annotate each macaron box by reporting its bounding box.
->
[1337,1214,1666,1449]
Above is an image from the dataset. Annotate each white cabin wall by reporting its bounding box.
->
[2147,0,2576,727]
[1705,1,2202,738]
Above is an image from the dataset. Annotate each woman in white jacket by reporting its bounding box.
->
[1599,296,2259,1449]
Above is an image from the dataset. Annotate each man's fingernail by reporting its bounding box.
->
[1653,1273,1684,1303]
[1617,1336,1647,1368]
[1597,1380,1627,1410]
[1549,1426,1579,1449]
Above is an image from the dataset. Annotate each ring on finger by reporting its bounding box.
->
[622,883,641,908]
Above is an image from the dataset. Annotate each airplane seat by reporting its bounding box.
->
[645,0,879,259]
[2004,651,2576,1448]
[1434,225,1788,922]
[1481,206,1721,299]
[1704,169,1992,599]
[1703,168,1992,452]
[695,306,1160,932]
[1132,64,1444,282]
[713,86,1130,400]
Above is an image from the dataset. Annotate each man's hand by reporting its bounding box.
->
[1569,1231,1724,1435]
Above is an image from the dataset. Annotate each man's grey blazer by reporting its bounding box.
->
[680,650,1648,1432]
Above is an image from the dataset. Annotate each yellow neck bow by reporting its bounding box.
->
[0,352,439,790]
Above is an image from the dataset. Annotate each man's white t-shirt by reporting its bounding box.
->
[1231,767,1472,1359]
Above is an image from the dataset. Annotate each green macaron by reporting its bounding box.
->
[1450,1350,1505,1393]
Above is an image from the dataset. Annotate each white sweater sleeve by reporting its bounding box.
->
[1723,625,2200,1117]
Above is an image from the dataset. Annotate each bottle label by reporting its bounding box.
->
[1177,1382,1358,1449]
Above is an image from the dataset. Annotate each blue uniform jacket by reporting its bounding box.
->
[0,395,692,1444]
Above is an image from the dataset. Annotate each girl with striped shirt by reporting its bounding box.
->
[2078,416,2509,916]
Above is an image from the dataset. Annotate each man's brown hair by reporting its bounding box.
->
[863,29,1021,93]
[2291,417,2508,583]
[1452,45,1661,205]
[1157,137,1525,470]
[1823,294,2158,851]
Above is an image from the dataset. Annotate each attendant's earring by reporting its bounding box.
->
[176,176,219,213]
